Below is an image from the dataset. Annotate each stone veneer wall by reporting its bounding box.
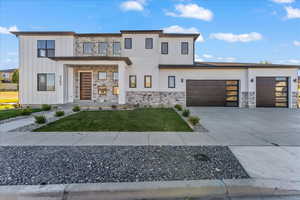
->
[126,91,185,106]
[292,91,298,108]
[73,66,118,104]
[74,36,121,56]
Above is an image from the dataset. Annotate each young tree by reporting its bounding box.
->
[12,70,19,84]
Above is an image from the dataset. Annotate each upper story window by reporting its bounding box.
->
[124,38,132,49]
[181,42,189,55]
[98,72,107,80]
[161,42,168,54]
[37,73,55,91]
[113,72,118,81]
[98,42,108,56]
[113,42,121,56]
[144,75,152,88]
[83,42,93,54]
[145,38,153,49]
[37,40,55,57]
[168,76,176,88]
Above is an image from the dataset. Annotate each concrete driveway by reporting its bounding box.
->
[189,107,300,146]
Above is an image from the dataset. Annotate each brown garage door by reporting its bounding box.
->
[80,72,92,100]
[186,80,239,107]
[256,77,288,107]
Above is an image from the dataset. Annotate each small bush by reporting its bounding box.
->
[41,104,51,111]
[35,115,46,124]
[55,111,65,117]
[182,109,190,117]
[72,106,80,112]
[111,105,117,109]
[188,116,200,126]
[174,104,182,111]
[20,108,32,115]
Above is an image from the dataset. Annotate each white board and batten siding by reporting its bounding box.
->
[19,35,74,105]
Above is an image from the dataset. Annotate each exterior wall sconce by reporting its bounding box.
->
[250,78,254,83]
[293,78,297,83]
[181,78,184,83]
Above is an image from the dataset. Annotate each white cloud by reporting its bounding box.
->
[0,26,19,35]
[285,6,300,19]
[163,25,204,42]
[120,0,145,11]
[216,57,236,62]
[294,40,300,46]
[272,0,295,3]
[195,55,204,62]
[202,54,213,59]
[166,4,213,21]
[288,59,300,64]
[210,32,262,43]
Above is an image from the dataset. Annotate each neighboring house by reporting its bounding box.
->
[12,30,300,108]
[0,69,17,83]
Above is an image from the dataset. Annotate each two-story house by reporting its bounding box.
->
[12,30,299,108]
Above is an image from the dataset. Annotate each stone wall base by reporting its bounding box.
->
[126,91,185,106]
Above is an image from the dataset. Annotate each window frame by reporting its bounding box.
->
[113,72,118,81]
[145,38,153,49]
[181,42,189,55]
[98,72,107,80]
[83,42,93,54]
[112,86,119,95]
[161,42,168,54]
[129,75,137,88]
[98,86,107,96]
[144,75,152,88]
[37,73,55,91]
[124,38,132,49]
[37,40,55,58]
[98,42,108,56]
[113,42,121,56]
[168,76,176,88]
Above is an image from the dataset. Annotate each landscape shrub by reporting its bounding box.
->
[111,105,117,109]
[55,111,65,117]
[20,108,32,115]
[174,104,182,111]
[35,115,46,124]
[188,116,200,126]
[41,104,51,111]
[182,109,190,117]
[72,106,80,112]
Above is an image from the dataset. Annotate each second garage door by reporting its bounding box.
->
[186,80,239,107]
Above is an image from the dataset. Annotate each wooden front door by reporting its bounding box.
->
[80,72,92,100]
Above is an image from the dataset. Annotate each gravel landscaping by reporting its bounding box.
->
[0,146,248,185]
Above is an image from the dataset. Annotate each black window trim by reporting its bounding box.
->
[37,73,55,91]
[37,40,55,58]
[113,41,121,56]
[161,42,168,54]
[124,38,132,49]
[98,42,108,56]
[181,42,189,55]
[168,76,176,88]
[129,75,137,88]
[145,38,153,49]
[83,42,93,54]
[144,75,152,88]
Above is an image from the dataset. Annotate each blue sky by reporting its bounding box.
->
[0,0,300,69]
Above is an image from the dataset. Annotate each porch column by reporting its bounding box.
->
[118,63,126,104]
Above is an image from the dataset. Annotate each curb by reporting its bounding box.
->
[0,178,300,200]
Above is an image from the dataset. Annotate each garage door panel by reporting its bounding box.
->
[186,80,239,107]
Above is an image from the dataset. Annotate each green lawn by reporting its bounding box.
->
[0,108,42,121]
[34,108,192,132]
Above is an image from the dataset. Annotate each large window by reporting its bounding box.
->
[225,80,239,107]
[124,38,132,49]
[113,42,121,56]
[161,42,168,54]
[144,75,152,88]
[98,72,107,80]
[37,40,55,57]
[98,42,108,56]
[181,42,188,55]
[83,42,93,54]
[113,86,119,95]
[129,75,136,88]
[168,76,176,88]
[145,38,153,49]
[37,73,55,91]
[113,72,118,81]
